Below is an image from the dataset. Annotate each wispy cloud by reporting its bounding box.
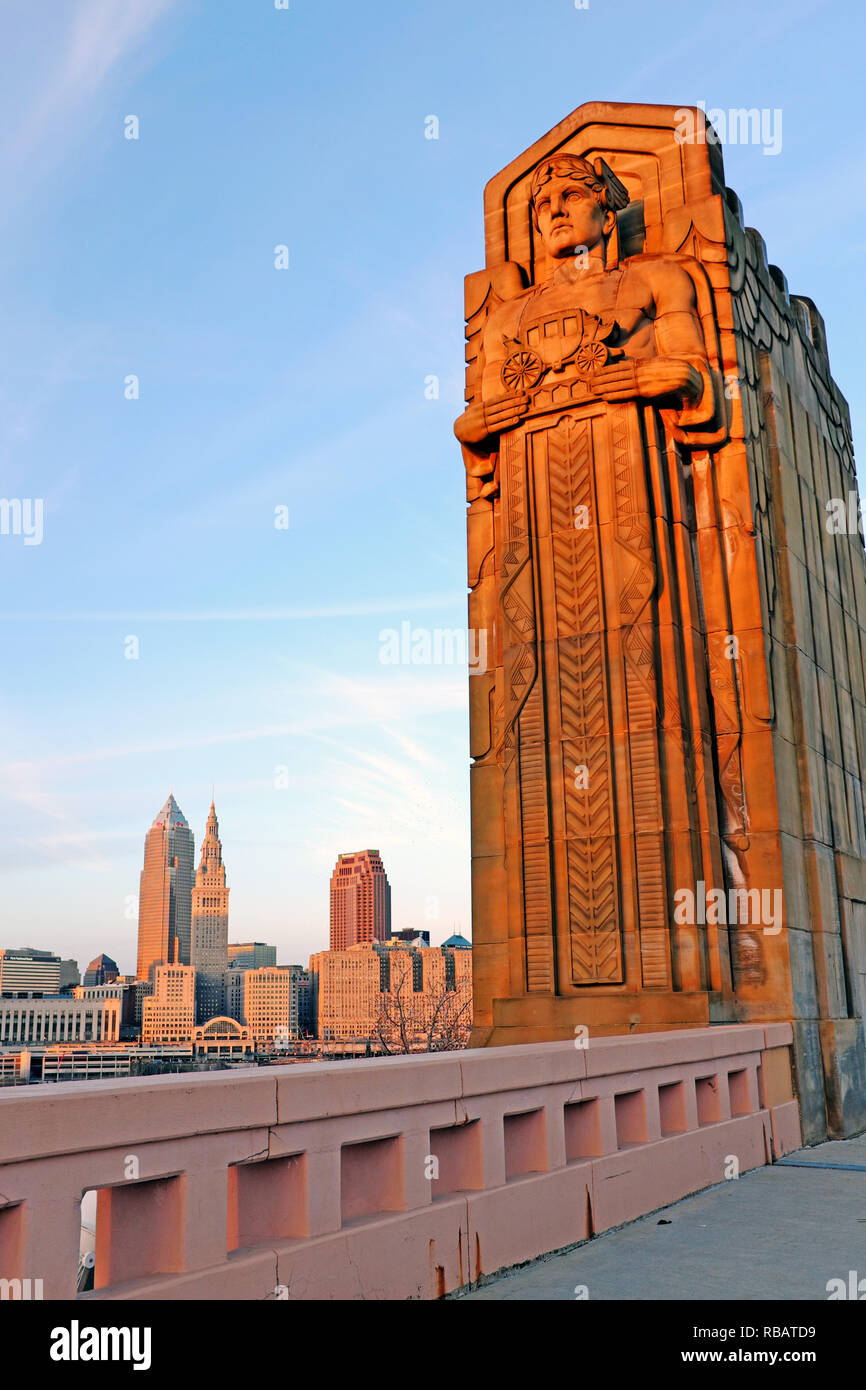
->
[299,734,466,872]
[0,668,466,778]
[0,594,464,623]
[1,0,180,210]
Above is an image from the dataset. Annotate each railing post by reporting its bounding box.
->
[183,1167,229,1272]
[544,1099,567,1170]
[597,1094,619,1153]
[479,1114,506,1189]
[402,1126,434,1210]
[22,1191,81,1300]
[305,1147,342,1236]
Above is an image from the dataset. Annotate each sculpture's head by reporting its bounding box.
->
[530,154,617,260]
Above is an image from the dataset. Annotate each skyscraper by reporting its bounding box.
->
[0,948,61,995]
[83,953,118,986]
[329,849,391,950]
[136,794,195,982]
[190,801,230,1022]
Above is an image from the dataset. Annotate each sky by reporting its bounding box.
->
[0,0,864,975]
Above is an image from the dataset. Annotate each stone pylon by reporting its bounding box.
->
[457,102,866,1141]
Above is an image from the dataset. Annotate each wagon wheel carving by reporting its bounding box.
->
[501,350,545,393]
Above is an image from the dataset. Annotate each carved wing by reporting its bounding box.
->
[462,263,526,502]
[463,262,527,406]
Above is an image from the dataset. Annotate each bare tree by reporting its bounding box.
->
[372,956,471,1055]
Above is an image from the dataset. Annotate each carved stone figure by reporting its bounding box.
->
[458,103,866,1143]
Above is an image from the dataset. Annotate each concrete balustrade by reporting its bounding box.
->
[0,1024,801,1300]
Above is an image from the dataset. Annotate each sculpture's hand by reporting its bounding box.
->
[636,358,703,401]
[484,391,531,433]
[454,393,530,448]
[590,357,703,404]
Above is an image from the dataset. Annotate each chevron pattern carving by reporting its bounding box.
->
[547,416,624,984]
[500,433,556,991]
[611,407,672,989]
[519,683,555,993]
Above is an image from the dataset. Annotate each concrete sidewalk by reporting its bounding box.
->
[453,1138,866,1300]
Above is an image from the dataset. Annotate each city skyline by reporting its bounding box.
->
[2,790,466,980]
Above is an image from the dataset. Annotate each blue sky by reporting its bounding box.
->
[0,0,863,974]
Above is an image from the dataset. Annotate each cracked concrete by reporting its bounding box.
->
[453,1137,866,1301]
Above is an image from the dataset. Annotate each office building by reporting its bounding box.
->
[83,954,118,987]
[59,959,80,992]
[0,996,120,1046]
[136,795,195,982]
[224,967,246,1023]
[329,850,391,950]
[310,946,380,1042]
[141,963,195,1044]
[74,977,141,1038]
[227,943,276,969]
[0,948,61,996]
[243,966,309,1046]
[309,941,472,1048]
[190,802,230,1023]
[127,979,153,1030]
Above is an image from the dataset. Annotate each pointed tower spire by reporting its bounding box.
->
[190,800,229,1024]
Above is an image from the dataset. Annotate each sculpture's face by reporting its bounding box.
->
[533,175,609,259]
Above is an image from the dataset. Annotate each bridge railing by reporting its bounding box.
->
[0,1023,800,1300]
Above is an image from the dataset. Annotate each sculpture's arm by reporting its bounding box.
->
[455,391,531,454]
[650,273,712,412]
[651,265,723,430]
[455,386,511,500]
[590,263,709,407]
[454,342,530,500]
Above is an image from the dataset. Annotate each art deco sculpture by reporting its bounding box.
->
[457,103,866,1140]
